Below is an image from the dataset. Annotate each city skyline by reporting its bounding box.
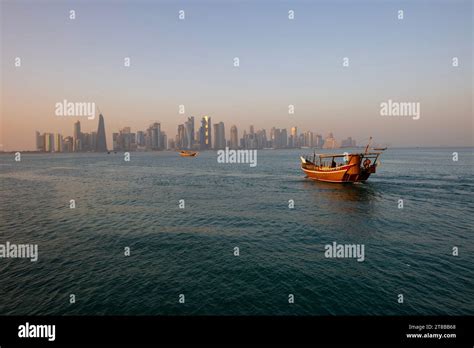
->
[1,0,472,151]
[31,114,363,153]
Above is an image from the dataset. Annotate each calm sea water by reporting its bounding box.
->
[0,148,473,315]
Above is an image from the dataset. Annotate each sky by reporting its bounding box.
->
[0,0,472,150]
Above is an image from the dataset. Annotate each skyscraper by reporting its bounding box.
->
[91,131,97,151]
[199,116,211,149]
[160,131,167,150]
[35,131,44,152]
[315,134,324,148]
[298,133,305,147]
[323,132,339,149]
[55,133,63,152]
[96,114,108,152]
[144,122,161,150]
[136,131,145,147]
[73,121,81,152]
[151,122,161,150]
[273,128,281,148]
[113,127,134,151]
[230,125,238,149]
[168,138,175,150]
[291,126,298,147]
[83,133,92,151]
[281,128,288,148]
[44,133,54,152]
[213,122,226,150]
[270,127,276,147]
[304,131,314,147]
[256,129,267,149]
[341,137,356,148]
[63,136,74,152]
[185,116,194,149]
[177,124,186,149]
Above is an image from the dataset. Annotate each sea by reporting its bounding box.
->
[0,148,472,315]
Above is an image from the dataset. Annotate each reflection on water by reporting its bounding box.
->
[302,179,380,216]
[303,180,378,201]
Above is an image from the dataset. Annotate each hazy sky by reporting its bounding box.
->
[1,0,472,150]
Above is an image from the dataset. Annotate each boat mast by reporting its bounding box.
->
[364,136,372,154]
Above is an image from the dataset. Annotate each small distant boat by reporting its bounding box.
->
[374,147,387,151]
[179,150,198,157]
[300,137,382,183]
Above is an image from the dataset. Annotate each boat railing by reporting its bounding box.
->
[302,152,382,167]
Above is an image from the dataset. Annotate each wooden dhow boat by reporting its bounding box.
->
[179,150,198,157]
[300,139,382,183]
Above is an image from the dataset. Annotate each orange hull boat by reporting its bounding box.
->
[301,152,381,183]
[179,150,198,157]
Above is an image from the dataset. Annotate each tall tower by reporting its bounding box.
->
[199,116,211,150]
[213,122,225,150]
[55,133,63,152]
[96,114,108,152]
[185,116,194,149]
[73,121,81,152]
[281,128,288,148]
[291,126,297,138]
[230,125,238,149]
[291,126,298,147]
[149,122,161,150]
[35,131,45,152]
[177,124,186,149]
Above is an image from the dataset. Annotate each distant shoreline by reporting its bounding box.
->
[0,146,473,154]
